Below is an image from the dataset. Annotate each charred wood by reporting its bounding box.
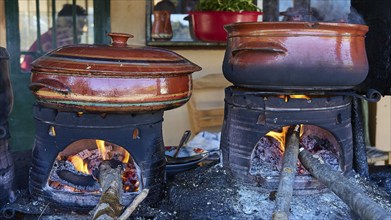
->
[49,160,100,191]
[299,148,391,220]
[352,97,369,179]
[273,125,300,220]
[91,160,124,220]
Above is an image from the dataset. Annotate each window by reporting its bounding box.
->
[19,0,94,73]
[5,0,110,74]
[4,0,110,152]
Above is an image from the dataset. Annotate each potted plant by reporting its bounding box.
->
[189,0,261,42]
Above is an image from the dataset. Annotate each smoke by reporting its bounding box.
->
[312,0,350,21]
[311,0,365,24]
[278,0,365,24]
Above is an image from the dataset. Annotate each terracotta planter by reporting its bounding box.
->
[189,11,261,42]
[222,22,369,91]
[30,33,201,112]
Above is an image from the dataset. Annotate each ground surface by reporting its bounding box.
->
[3,158,391,219]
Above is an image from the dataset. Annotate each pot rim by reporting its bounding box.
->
[224,21,369,36]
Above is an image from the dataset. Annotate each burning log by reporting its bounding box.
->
[299,148,391,220]
[91,160,124,220]
[273,125,300,220]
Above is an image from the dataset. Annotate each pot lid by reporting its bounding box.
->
[31,33,201,76]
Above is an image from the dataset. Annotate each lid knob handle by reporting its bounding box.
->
[107,33,134,46]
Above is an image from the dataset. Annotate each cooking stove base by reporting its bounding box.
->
[221,86,353,190]
[29,104,165,208]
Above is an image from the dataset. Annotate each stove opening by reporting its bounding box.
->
[250,125,341,190]
[47,139,141,194]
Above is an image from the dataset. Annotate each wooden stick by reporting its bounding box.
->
[91,160,124,220]
[299,148,391,220]
[273,125,300,220]
[118,188,150,220]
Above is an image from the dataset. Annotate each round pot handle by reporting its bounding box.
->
[231,41,288,57]
[107,32,134,47]
[30,78,70,95]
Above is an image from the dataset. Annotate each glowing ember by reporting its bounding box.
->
[49,139,140,193]
[251,125,340,177]
[277,95,311,102]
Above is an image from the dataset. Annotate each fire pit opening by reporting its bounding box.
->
[48,139,141,194]
[250,124,341,190]
[29,105,166,208]
[221,87,354,189]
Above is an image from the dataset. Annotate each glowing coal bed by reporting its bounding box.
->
[250,125,341,190]
[221,87,354,190]
[48,139,140,194]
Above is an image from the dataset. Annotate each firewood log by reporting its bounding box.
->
[273,125,300,220]
[299,148,391,220]
[91,160,124,220]
[118,188,149,220]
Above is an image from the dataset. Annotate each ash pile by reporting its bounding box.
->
[2,160,391,219]
[131,161,391,220]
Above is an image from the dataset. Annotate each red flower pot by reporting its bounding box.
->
[189,11,261,42]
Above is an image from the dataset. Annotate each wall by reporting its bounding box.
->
[375,97,391,151]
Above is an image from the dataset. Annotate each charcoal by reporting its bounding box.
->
[56,170,99,190]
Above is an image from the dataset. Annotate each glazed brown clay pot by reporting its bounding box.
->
[222,22,369,91]
[30,33,201,112]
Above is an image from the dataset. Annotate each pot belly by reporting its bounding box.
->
[223,35,369,90]
[30,73,192,112]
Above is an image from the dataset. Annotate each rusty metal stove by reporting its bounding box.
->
[221,86,356,190]
[29,105,165,208]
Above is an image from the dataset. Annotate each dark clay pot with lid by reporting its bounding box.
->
[30,33,201,113]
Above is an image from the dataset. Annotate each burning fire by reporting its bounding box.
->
[96,140,107,160]
[254,125,340,175]
[68,155,89,174]
[277,95,311,102]
[266,125,304,152]
[50,139,139,193]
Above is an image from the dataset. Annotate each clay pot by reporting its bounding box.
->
[30,33,201,113]
[152,10,173,41]
[222,22,369,91]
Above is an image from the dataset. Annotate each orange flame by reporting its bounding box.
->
[68,155,89,174]
[266,125,304,152]
[278,95,311,102]
[289,95,310,99]
[266,126,290,151]
[122,149,130,163]
[96,139,107,160]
